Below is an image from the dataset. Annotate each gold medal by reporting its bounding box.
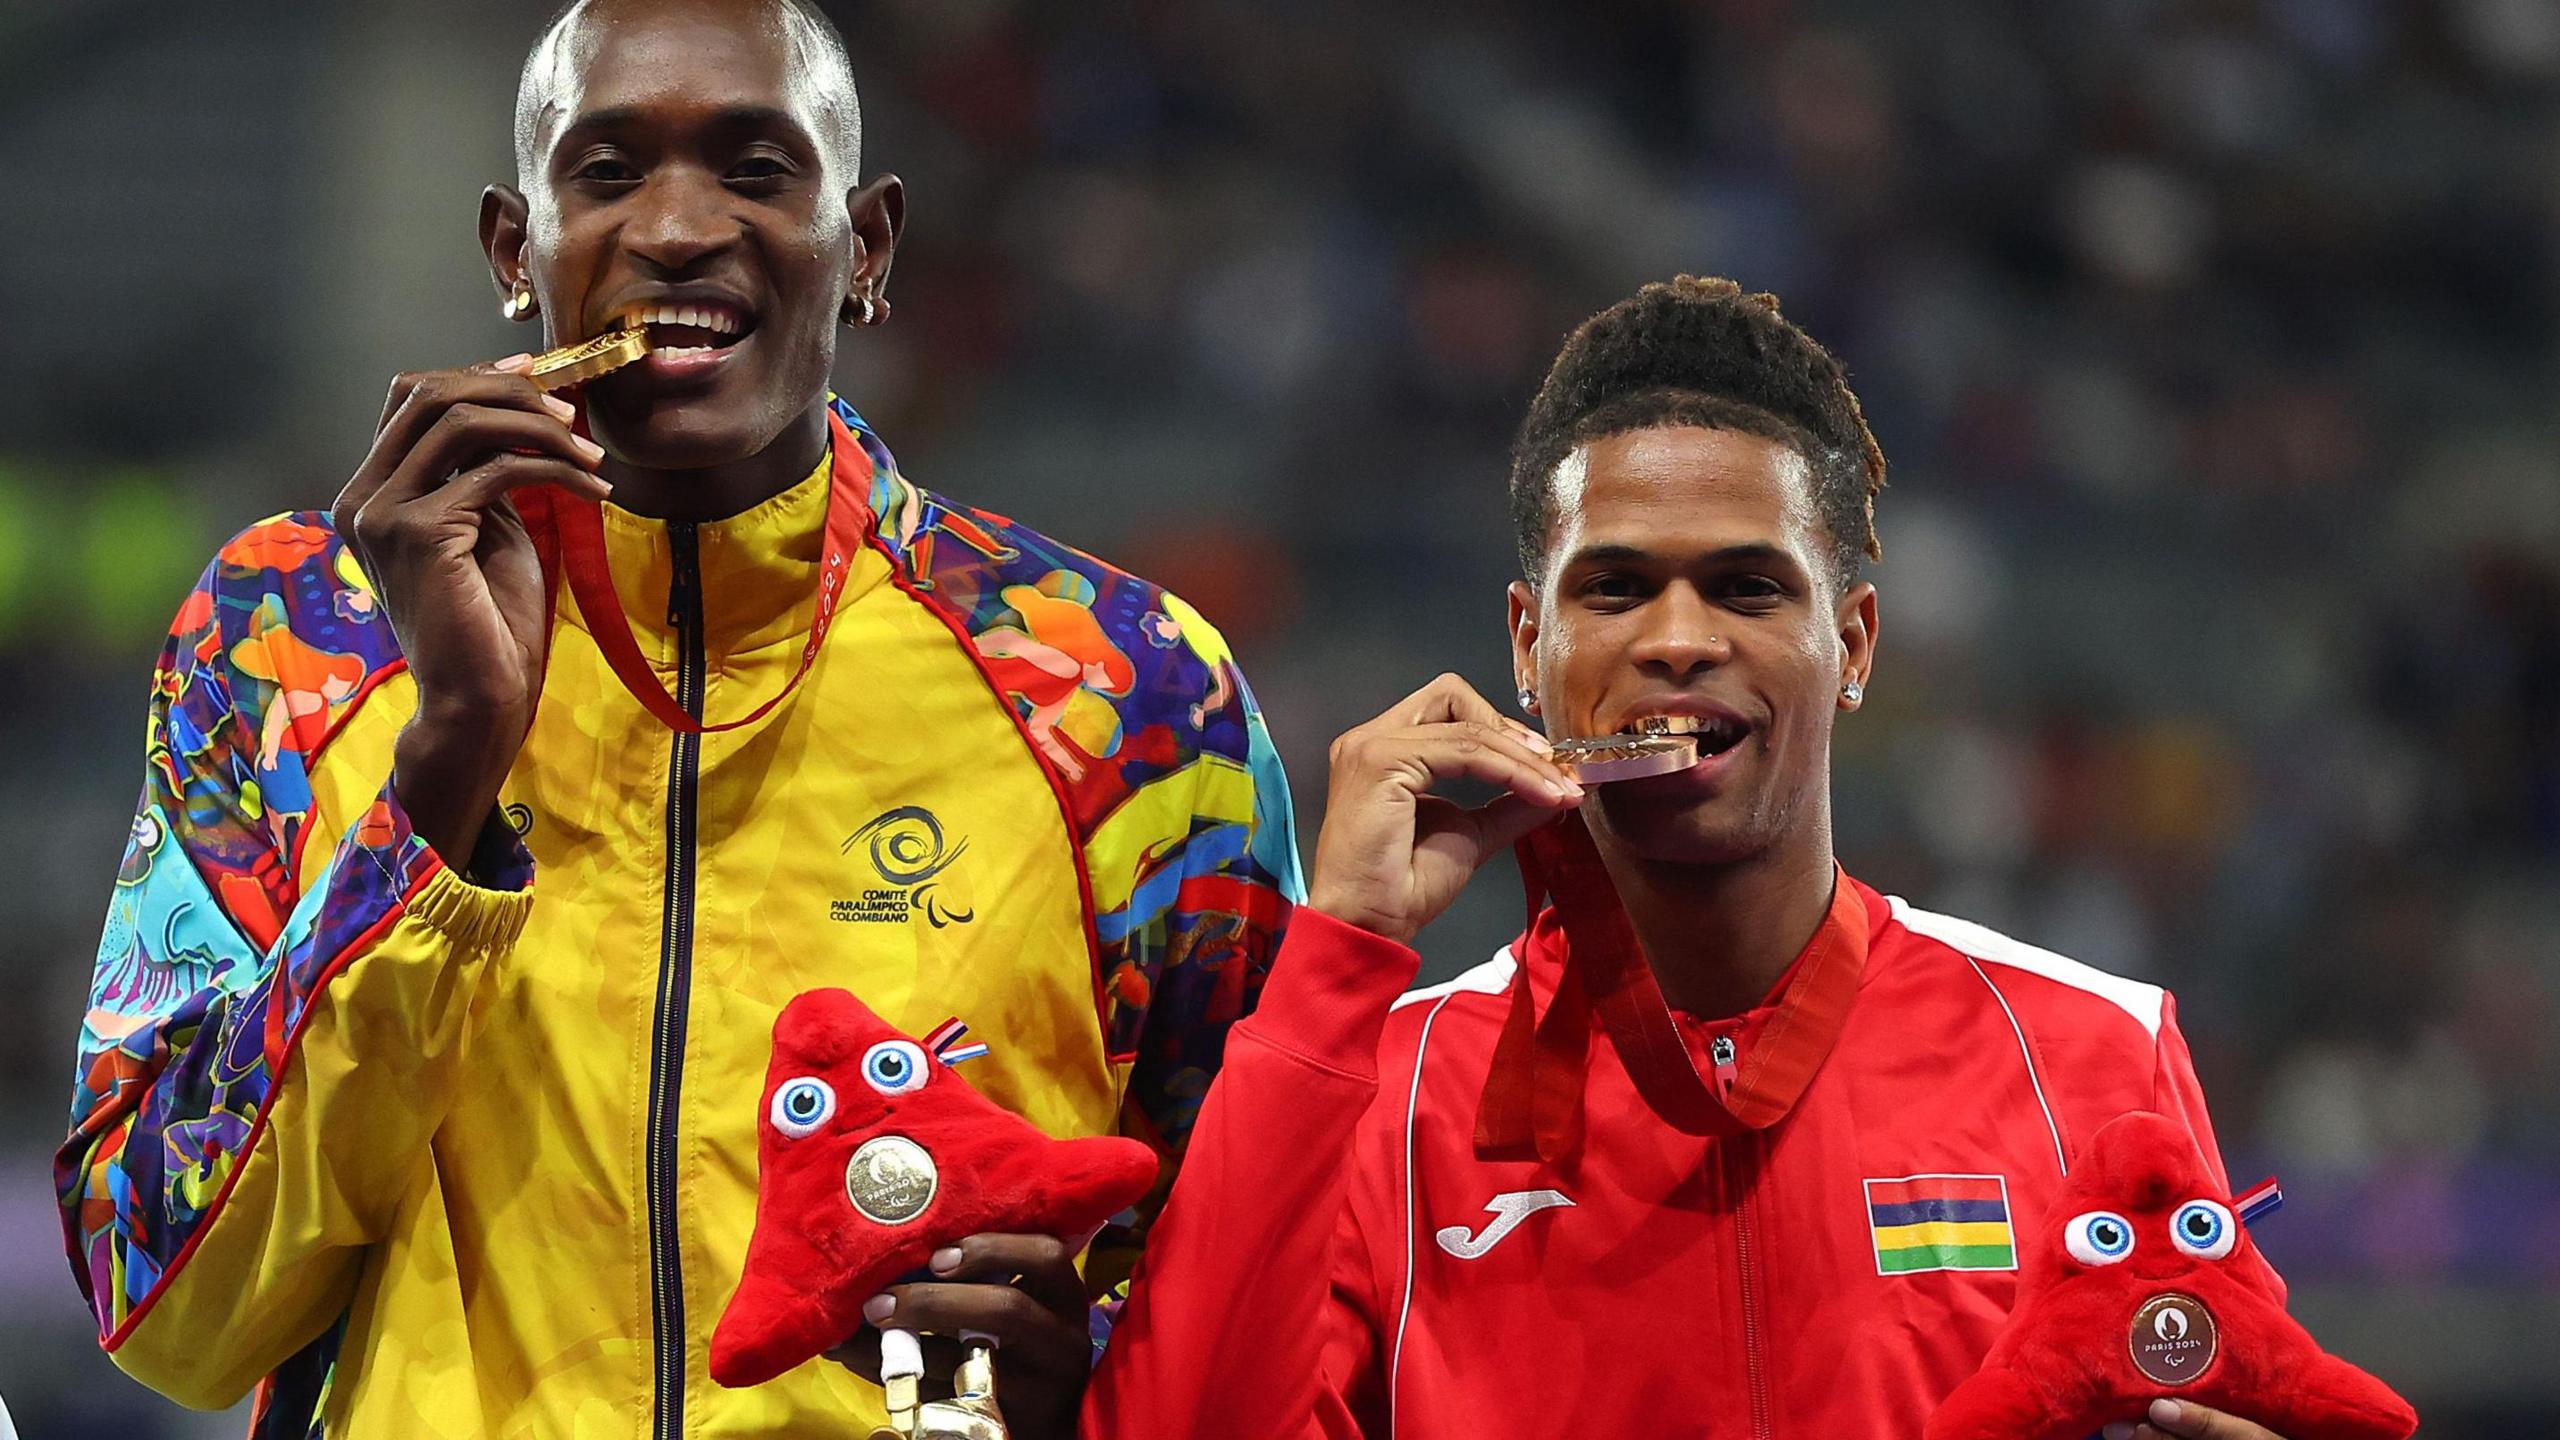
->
[1549,715,1705,784]
[845,1135,939,1225]
[528,327,651,392]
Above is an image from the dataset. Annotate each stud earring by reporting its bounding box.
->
[1841,679,1865,706]
[1517,687,1539,714]
[502,281,536,321]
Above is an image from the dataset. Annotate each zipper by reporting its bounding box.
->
[647,521,704,1439]
[1732,1141,1772,1440]
[1719,1034,1772,1440]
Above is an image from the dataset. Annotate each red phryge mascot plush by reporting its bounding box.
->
[1927,1110,2415,1440]
[709,990,1160,1389]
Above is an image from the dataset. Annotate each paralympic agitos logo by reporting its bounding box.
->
[832,806,976,928]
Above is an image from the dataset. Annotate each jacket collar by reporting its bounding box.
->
[1475,816,1874,1163]
[589,399,903,657]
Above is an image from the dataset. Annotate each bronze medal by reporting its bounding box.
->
[846,1135,939,1225]
[2128,1292,2220,1386]
[1549,716,1708,785]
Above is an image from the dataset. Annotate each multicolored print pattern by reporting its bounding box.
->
[60,512,517,1432]
[840,396,1301,1144]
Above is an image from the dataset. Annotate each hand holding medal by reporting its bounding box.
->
[330,336,628,865]
[1304,673,1588,946]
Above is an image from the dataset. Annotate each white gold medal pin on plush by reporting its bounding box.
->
[1547,715,1712,784]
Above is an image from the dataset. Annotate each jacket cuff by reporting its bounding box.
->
[375,776,534,953]
[403,866,535,954]
[1238,906,1422,1081]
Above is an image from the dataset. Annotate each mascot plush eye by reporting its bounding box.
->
[2063,1210,2136,1266]
[2169,1199,2237,1260]
[770,1077,837,1138]
[861,1040,931,1096]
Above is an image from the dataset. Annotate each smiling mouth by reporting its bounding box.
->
[611,302,757,360]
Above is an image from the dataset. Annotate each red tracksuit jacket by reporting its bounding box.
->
[1086,872,2250,1439]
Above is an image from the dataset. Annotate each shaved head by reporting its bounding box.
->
[483,0,905,484]
[514,0,862,185]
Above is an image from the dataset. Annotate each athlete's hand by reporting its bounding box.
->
[1307,673,1584,946]
[2102,1398,2289,1440]
[827,1233,1091,1440]
[332,357,611,864]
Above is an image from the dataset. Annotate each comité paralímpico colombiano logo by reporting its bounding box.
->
[834,806,975,928]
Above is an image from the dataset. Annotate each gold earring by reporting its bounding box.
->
[502,282,537,321]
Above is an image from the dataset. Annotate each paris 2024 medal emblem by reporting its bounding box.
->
[847,1135,939,1225]
[2128,1292,2220,1386]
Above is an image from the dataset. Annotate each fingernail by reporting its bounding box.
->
[863,1293,895,1324]
[494,353,534,373]
[1521,730,1554,754]
[2149,1399,2183,1428]
[1552,779,1584,802]
[930,1247,964,1274]
[2101,1425,2135,1440]
[573,434,605,463]
[542,395,577,422]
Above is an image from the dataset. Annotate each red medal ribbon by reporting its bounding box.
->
[1474,815,1870,1164]
[515,407,875,734]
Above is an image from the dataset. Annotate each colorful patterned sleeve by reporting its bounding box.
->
[1109,645,1301,1154]
[1081,603,1303,1331]
[853,423,1305,1348]
[55,515,533,1409]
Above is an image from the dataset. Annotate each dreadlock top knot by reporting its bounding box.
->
[1509,275,1888,590]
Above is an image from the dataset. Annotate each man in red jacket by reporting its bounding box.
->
[1087,278,2300,1440]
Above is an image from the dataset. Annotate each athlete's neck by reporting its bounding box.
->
[1587,805,1840,1021]
[598,402,830,523]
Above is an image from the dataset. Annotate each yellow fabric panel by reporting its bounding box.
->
[297,454,1115,1433]
[1870,1220,2015,1251]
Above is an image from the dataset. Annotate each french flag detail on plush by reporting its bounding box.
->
[2233,1177,2283,1227]
[708,991,1159,1389]
[923,1017,990,1066]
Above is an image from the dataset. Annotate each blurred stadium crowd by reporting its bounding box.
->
[1,0,2553,1434]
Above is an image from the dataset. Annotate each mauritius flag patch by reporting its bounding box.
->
[1866,1173,2016,1275]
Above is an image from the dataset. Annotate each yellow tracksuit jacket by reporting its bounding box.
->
[58,399,1300,1436]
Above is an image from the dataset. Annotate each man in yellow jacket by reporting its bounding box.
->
[55,1,1299,1435]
